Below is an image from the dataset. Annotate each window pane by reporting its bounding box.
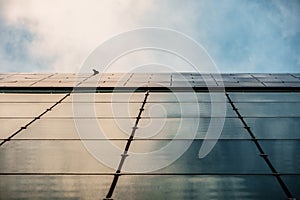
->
[0,175,112,200]
[143,103,233,118]
[15,118,136,139]
[13,118,248,140]
[0,119,30,139]
[245,118,300,139]
[146,92,227,103]
[260,140,300,173]
[281,175,300,198]
[114,175,285,200]
[42,103,141,118]
[33,81,77,87]
[136,118,249,139]
[124,140,269,173]
[235,103,300,117]
[228,93,300,102]
[0,103,54,117]
[0,94,65,102]
[0,140,122,173]
[68,93,144,103]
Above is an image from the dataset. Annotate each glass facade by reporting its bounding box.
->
[0,73,299,199]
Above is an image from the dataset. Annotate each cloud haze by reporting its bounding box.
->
[0,0,299,72]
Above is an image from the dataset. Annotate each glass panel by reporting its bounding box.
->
[235,103,300,117]
[231,78,258,82]
[99,81,120,87]
[281,175,300,198]
[146,92,227,103]
[214,78,236,82]
[261,82,288,87]
[143,103,234,118]
[148,82,171,86]
[47,77,87,82]
[0,140,122,173]
[1,76,43,82]
[259,140,300,173]
[33,81,77,87]
[131,74,151,79]
[136,118,249,139]
[0,103,54,117]
[67,93,145,103]
[230,74,252,78]
[15,118,136,139]
[222,82,263,87]
[42,103,141,118]
[0,119,30,139]
[0,81,35,87]
[0,175,112,200]
[172,81,218,87]
[292,73,300,78]
[114,175,285,200]
[228,93,300,102]
[123,82,149,87]
[258,78,282,82]
[0,94,65,102]
[283,82,300,87]
[245,118,300,139]
[124,140,269,173]
[13,118,248,140]
[278,75,299,82]
[0,74,9,79]
[8,74,50,79]
[252,74,272,78]
[50,73,90,78]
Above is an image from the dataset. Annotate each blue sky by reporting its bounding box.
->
[0,0,299,73]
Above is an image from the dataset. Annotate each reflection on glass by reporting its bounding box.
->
[0,175,112,200]
[144,103,233,118]
[68,93,144,103]
[136,118,249,139]
[146,92,227,103]
[114,175,285,200]
[235,103,300,117]
[15,118,136,139]
[0,140,122,173]
[124,140,269,173]
[0,103,54,117]
[43,102,141,118]
[229,93,300,102]
[246,118,300,139]
[260,140,300,173]
[281,175,300,198]
[0,94,65,102]
[0,119,31,139]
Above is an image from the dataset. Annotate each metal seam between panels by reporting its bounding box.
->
[250,74,267,87]
[0,72,97,147]
[29,73,56,86]
[0,93,70,147]
[104,91,150,200]
[225,93,295,199]
[1,86,300,93]
[1,173,299,176]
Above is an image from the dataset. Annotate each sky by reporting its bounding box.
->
[0,0,299,73]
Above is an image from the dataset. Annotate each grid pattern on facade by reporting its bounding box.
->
[0,73,299,200]
[1,73,300,88]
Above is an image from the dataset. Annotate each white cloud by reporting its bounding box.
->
[1,0,205,72]
[1,0,156,72]
[1,0,299,73]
